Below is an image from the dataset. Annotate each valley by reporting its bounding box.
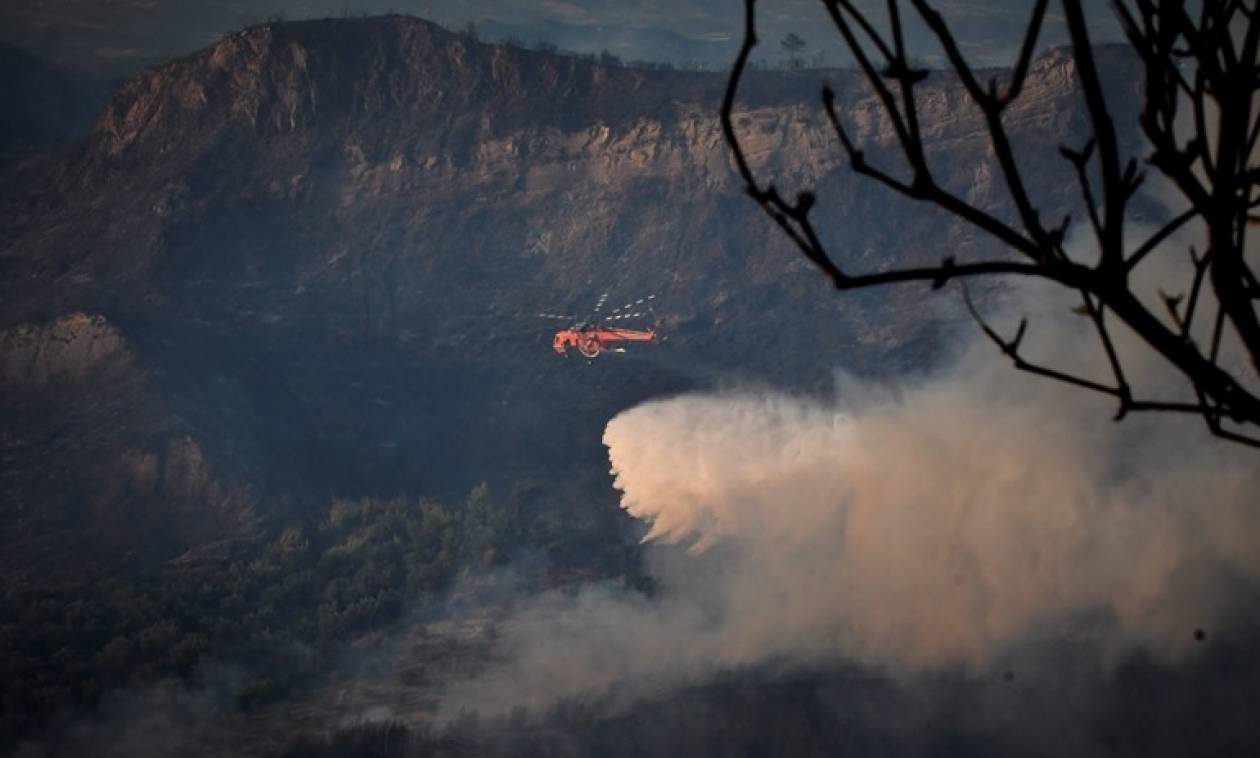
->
[7,14,1255,758]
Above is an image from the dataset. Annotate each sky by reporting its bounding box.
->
[0,0,1122,75]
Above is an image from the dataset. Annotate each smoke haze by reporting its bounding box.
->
[442,296,1260,719]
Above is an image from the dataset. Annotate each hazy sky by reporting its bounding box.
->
[1,0,1122,74]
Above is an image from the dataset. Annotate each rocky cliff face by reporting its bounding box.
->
[0,16,1143,571]
[0,314,257,578]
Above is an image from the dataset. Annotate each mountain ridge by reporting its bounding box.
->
[0,12,1144,572]
[0,15,1162,751]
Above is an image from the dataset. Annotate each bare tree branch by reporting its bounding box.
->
[1003,0,1053,106]
[961,283,1118,396]
[722,0,1260,447]
[911,0,1055,250]
[1126,206,1198,270]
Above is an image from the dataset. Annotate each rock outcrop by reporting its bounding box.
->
[0,314,257,577]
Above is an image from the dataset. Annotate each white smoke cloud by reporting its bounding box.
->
[441,290,1260,718]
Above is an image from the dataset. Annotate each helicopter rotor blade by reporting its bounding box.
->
[611,294,656,315]
[584,293,610,323]
[587,292,658,325]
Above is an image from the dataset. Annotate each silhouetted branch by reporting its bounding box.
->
[963,282,1250,429]
[722,0,1260,447]
[1126,207,1197,270]
[1003,0,1052,106]
[911,0,1053,248]
[961,283,1118,396]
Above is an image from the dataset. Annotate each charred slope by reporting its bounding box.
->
[0,15,1144,554]
[0,14,1158,752]
[0,314,260,579]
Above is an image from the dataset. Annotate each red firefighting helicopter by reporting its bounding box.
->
[540,293,660,358]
